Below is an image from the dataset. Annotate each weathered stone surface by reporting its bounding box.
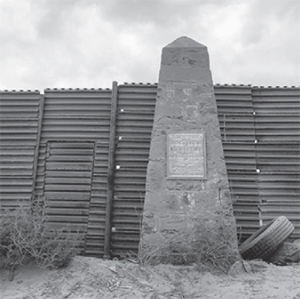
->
[139,36,239,262]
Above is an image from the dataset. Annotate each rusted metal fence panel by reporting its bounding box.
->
[0,90,41,207]
[111,83,157,257]
[253,86,300,240]
[44,141,94,250]
[35,88,112,255]
[214,85,260,242]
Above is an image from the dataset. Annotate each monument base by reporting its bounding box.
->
[140,187,239,266]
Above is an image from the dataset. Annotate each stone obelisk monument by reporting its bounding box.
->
[139,36,239,262]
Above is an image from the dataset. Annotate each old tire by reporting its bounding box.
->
[239,216,294,260]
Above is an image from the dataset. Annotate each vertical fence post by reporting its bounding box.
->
[31,94,45,202]
[103,81,118,259]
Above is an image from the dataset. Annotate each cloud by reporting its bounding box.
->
[98,0,201,27]
[240,0,300,46]
[35,0,75,40]
[235,0,300,85]
[206,0,300,86]
[0,0,299,90]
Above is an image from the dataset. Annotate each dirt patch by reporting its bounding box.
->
[1,256,299,299]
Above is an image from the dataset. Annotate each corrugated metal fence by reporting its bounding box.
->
[0,84,299,258]
[0,91,41,207]
[253,87,300,233]
[36,88,112,255]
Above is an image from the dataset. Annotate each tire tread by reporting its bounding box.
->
[239,216,294,260]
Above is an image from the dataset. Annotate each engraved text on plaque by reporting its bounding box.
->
[167,133,206,179]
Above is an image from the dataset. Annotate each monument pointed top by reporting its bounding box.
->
[165,36,206,48]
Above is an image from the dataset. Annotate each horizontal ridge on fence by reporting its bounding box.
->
[0,91,41,206]
[111,84,157,256]
[215,85,260,241]
[253,87,300,241]
[34,89,112,256]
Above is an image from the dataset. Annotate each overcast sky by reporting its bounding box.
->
[0,0,299,91]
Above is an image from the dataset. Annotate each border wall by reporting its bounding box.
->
[0,83,299,257]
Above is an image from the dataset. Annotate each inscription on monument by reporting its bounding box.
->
[167,133,206,179]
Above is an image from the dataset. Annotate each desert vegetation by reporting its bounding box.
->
[127,216,240,273]
[0,201,80,272]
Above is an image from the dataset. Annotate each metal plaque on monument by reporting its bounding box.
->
[167,132,206,179]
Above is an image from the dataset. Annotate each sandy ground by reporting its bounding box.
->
[0,256,299,299]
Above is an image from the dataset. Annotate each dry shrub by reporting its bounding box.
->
[0,202,80,271]
[137,216,240,273]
